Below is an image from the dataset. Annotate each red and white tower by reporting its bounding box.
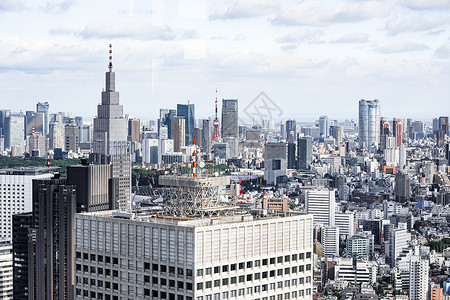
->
[211,89,220,141]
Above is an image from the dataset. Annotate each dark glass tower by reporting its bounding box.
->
[177,103,195,145]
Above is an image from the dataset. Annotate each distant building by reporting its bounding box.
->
[221,99,238,139]
[127,118,141,142]
[322,225,339,257]
[171,116,186,153]
[202,119,212,154]
[319,115,329,139]
[264,143,288,185]
[4,114,24,152]
[359,99,380,151]
[305,189,336,227]
[262,197,289,212]
[409,256,429,300]
[64,124,79,152]
[177,103,195,145]
[286,119,297,143]
[297,136,312,170]
[395,172,410,203]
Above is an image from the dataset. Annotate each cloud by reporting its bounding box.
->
[210,0,279,20]
[375,42,429,53]
[80,18,197,40]
[435,43,450,58]
[274,1,391,26]
[277,29,325,44]
[48,28,75,36]
[0,0,25,11]
[40,0,76,14]
[385,17,449,35]
[400,0,450,11]
[333,32,369,43]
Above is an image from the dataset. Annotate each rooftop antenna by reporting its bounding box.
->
[108,44,113,71]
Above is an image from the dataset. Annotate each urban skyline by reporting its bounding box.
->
[1,0,450,121]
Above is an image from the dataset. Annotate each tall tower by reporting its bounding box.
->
[91,44,131,211]
[212,89,220,141]
[359,99,380,151]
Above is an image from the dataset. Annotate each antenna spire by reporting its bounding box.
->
[108,44,113,71]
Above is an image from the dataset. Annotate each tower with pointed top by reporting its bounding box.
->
[91,45,131,211]
[212,89,220,141]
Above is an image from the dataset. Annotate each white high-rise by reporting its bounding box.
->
[359,99,380,151]
[305,189,336,227]
[389,228,408,267]
[74,211,314,300]
[322,226,339,257]
[409,256,429,300]
[92,46,131,211]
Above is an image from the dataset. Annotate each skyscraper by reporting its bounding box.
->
[159,108,176,138]
[393,119,403,147]
[91,46,131,211]
[4,114,24,151]
[297,136,312,170]
[305,189,336,227]
[439,116,448,135]
[321,225,339,257]
[221,99,238,138]
[202,119,212,154]
[177,103,195,145]
[127,118,140,142]
[285,119,297,143]
[319,115,329,139]
[409,256,429,300]
[36,102,49,151]
[359,99,380,150]
[171,116,185,152]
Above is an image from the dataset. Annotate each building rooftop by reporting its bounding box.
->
[0,166,59,176]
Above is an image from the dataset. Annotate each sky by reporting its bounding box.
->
[1,0,450,123]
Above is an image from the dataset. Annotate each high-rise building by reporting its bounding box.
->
[177,103,195,145]
[286,119,297,143]
[4,114,24,151]
[322,225,339,257]
[287,142,296,169]
[319,115,329,139]
[64,123,79,152]
[409,256,429,300]
[297,136,312,170]
[194,127,202,150]
[171,116,186,152]
[439,116,449,135]
[74,211,314,300]
[12,212,32,300]
[36,102,49,149]
[202,119,212,154]
[25,111,45,137]
[305,189,336,227]
[395,171,410,203]
[389,227,408,267]
[0,167,54,242]
[221,99,238,139]
[67,162,117,212]
[49,121,65,150]
[0,241,13,299]
[359,99,380,150]
[159,108,176,138]
[27,176,77,300]
[345,232,374,260]
[393,119,403,147]
[91,47,131,212]
[264,143,288,185]
[127,118,141,142]
[334,212,355,237]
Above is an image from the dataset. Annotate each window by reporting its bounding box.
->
[238,263,244,269]
[197,269,203,276]
[230,277,237,284]
[152,263,158,271]
[152,277,158,284]
[247,274,253,281]
[205,268,212,275]
[230,264,237,271]
[214,280,220,287]
[291,279,297,285]
[214,266,220,274]
[197,283,204,290]
[299,265,304,272]
[222,278,229,285]
[169,280,175,288]
[277,269,282,276]
[231,290,237,297]
[277,256,282,263]
[262,272,268,279]
[270,257,275,264]
[255,273,261,280]
[222,291,229,299]
[255,286,261,293]
[246,287,253,294]
[299,253,304,260]
[284,255,290,262]
[277,281,282,288]
[255,260,261,267]
[284,268,290,274]
[238,289,245,296]
[222,265,229,272]
[161,278,167,286]
[161,265,167,273]
[292,266,297,273]
[169,266,176,274]
[270,283,275,290]
[292,254,297,261]
[187,269,193,277]
[262,259,268,266]
[306,264,311,271]
[205,281,212,289]
[284,280,290,287]
[270,271,275,277]
[178,268,184,275]
[178,281,184,289]
[306,252,311,259]
[247,261,253,268]
[262,284,268,291]
[214,294,220,300]
[239,276,245,283]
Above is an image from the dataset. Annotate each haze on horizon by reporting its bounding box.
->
[1,0,450,122]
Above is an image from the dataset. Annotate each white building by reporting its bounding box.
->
[322,226,339,257]
[389,228,408,267]
[305,190,336,227]
[142,138,158,164]
[0,241,12,299]
[409,256,429,300]
[331,257,377,285]
[334,212,355,238]
[74,211,314,300]
[0,167,54,241]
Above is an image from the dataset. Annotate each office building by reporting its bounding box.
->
[67,162,117,212]
[159,108,176,138]
[409,256,429,300]
[334,212,355,237]
[49,121,65,150]
[127,118,140,143]
[12,212,32,300]
[359,99,380,151]
[36,101,49,147]
[345,232,374,260]
[393,120,402,147]
[305,189,336,227]
[389,228,408,267]
[287,142,297,169]
[212,142,230,160]
[177,103,195,145]
[322,225,339,257]
[22,177,77,300]
[395,172,410,203]
[0,167,55,242]
[65,124,79,152]
[194,127,202,149]
[439,116,448,135]
[92,53,131,212]
[142,138,159,164]
[0,241,13,299]
[4,114,24,151]
[286,119,297,143]
[297,136,312,170]
[172,116,186,153]
[25,111,44,137]
[221,99,238,139]
[319,116,329,139]
[202,119,212,154]
[74,211,314,300]
[264,143,288,185]
[27,133,46,157]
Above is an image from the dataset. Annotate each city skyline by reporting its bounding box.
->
[1,0,450,121]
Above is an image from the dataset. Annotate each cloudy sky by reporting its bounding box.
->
[1,0,450,122]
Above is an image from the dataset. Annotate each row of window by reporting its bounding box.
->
[197,253,312,277]
[197,276,312,291]
[196,288,312,300]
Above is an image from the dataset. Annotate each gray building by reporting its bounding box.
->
[359,99,380,151]
[177,103,195,145]
[395,172,410,203]
[286,120,297,143]
[202,119,212,154]
[91,56,131,212]
[297,136,312,170]
[318,115,329,139]
[36,101,49,146]
[65,124,79,152]
[221,99,238,139]
[4,114,24,151]
[171,116,186,153]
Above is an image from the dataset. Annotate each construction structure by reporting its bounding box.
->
[159,175,238,217]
